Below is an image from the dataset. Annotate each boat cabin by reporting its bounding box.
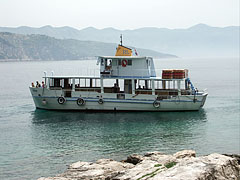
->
[98,56,156,78]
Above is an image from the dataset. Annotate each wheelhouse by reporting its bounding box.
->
[98,56,156,78]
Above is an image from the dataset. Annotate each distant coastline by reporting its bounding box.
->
[0,24,238,58]
[0,56,97,62]
[0,32,177,61]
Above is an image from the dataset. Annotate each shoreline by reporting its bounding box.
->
[38,150,240,180]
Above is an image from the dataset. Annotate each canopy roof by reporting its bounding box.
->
[98,56,151,60]
[43,75,185,81]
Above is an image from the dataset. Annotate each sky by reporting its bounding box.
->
[0,0,239,30]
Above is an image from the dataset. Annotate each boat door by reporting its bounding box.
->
[63,78,72,97]
[124,79,132,94]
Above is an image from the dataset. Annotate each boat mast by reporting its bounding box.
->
[120,34,122,46]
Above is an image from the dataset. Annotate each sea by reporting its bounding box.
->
[0,57,239,180]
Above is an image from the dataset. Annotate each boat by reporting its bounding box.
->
[29,36,208,111]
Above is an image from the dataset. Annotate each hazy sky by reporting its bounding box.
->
[1,0,239,30]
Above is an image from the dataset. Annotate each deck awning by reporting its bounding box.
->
[43,75,185,81]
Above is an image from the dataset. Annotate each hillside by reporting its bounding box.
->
[0,24,238,57]
[0,32,176,60]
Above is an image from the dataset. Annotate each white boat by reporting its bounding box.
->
[29,38,208,111]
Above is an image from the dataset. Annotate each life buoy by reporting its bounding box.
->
[98,98,104,104]
[77,98,85,106]
[153,100,160,108]
[58,97,65,104]
[122,59,127,67]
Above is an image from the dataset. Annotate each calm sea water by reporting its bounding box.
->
[0,58,239,180]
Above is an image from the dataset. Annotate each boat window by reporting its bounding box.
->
[112,59,117,66]
[53,78,61,87]
[107,59,112,66]
[101,58,104,66]
[128,60,132,66]
[146,59,150,66]
[104,59,107,67]
[137,79,151,89]
[118,59,121,66]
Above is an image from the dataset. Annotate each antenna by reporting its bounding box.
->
[120,34,122,46]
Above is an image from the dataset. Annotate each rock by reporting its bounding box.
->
[173,150,196,159]
[223,154,240,165]
[122,154,143,165]
[144,151,165,157]
[38,150,240,180]
[114,159,165,180]
[151,153,240,180]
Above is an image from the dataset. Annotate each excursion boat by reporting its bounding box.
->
[29,38,208,111]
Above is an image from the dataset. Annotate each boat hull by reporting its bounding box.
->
[30,88,208,112]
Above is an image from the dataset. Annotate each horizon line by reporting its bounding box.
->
[0,23,239,31]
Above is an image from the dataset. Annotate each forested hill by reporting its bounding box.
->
[0,32,176,60]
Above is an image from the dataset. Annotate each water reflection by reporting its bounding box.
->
[32,109,207,124]
[30,110,207,161]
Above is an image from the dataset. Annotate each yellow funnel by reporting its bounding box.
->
[115,45,132,56]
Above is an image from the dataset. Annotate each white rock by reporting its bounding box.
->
[173,150,196,159]
[37,151,240,180]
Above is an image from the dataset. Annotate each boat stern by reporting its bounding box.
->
[200,92,208,107]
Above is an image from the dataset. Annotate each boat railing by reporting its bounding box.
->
[75,87,101,92]
[49,86,62,90]
[135,89,191,96]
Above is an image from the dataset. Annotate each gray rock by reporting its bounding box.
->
[38,150,240,180]
[152,153,239,180]
[173,150,196,159]
[223,154,240,165]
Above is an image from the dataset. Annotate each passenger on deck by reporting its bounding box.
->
[42,81,45,88]
[113,83,119,93]
[36,81,41,88]
[31,82,35,87]
[138,85,142,89]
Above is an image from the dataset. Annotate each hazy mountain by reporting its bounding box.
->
[0,24,238,57]
[0,32,176,60]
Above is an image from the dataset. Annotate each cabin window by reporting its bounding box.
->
[107,59,112,66]
[112,60,117,66]
[101,59,104,66]
[118,59,121,66]
[54,78,61,87]
[128,60,132,66]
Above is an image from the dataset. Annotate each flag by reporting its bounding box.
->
[134,49,138,56]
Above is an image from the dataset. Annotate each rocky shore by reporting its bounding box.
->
[38,150,240,180]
